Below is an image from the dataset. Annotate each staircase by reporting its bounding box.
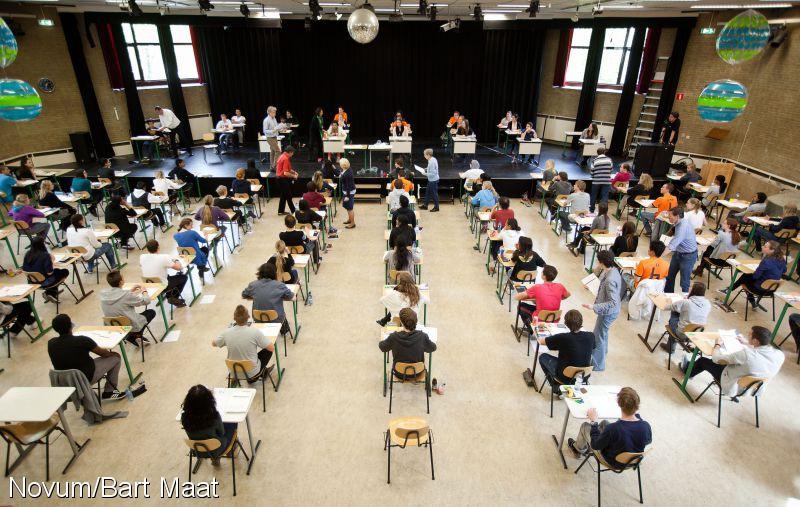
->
[627,56,670,159]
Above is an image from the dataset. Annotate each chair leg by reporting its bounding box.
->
[261,377,266,413]
[637,465,643,504]
[717,389,722,428]
[231,450,237,496]
[386,432,391,484]
[694,381,715,402]
[429,433,435,480]
[549,383,554,418]
[45,434,50,482]
[574,453,591,473]
[388,376,394,414]
[755,396,760,428]
[597,457,602,507]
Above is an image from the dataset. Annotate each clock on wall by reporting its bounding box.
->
[37,77,54,93]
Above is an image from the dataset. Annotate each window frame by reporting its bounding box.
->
[121,23,201,87]
[562,27,640,91]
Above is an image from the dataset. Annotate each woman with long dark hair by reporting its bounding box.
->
[508,236,546,282]
[383,237,419,276]
[22,237,69,301]
[610,221,639,257]
[308,107,325,162]
[181,385,237,465]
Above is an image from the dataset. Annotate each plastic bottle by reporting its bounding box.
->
[306,291,314,306]
[125,388,134,401]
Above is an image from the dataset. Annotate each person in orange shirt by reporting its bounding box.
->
[447,110,461,129]
[392,167,414,193]
[389,111,411,137]
[641,183,677,236]
[333,106,348,127]
[631,240,669,289]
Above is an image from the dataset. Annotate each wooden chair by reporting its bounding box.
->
[664,323,705,367]
[201,133,223,163]
[387,269,403,284]
[225,359,275,412]
[705,251,736,288]
[63,245,110,284]
[287,245,304,255]
[541,365,593,417]
[383,416,434,484]
[185,433,249,496]
[103,315,155,362]
[23,270,77,314]
[389,361,429,414]
[0,414,65,481]
[730,279,782,321]
[252,309,294,357]
[0,316,18,359]
[526,309,562,357]
[12,220,47,254]
[574,448,648,506]
[618,251,636,257]
[694,375,766,428]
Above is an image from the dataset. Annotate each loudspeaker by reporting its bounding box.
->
[69,132,96,164]
[633,142,673,178]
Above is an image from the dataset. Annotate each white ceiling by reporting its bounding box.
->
[7,0,800,19]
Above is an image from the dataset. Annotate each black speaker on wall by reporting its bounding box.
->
[69,132,96,164]
[633,142,674,178]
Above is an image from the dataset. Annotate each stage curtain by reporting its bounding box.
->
[651,25,691,142]
[636,27,661,95]
[157,25,192,141]
[572,27,605,148]
[59,13,114,158]
[106,22,146,136]
[609,27,646,156]
[552,28,572,88]
[96,23,124,89]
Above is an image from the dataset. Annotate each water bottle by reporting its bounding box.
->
[125,388,134,401]
[735,192,740,200]
[574,373,584,389]
[307,291,314,306]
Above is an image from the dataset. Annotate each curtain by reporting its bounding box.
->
[97,23,124,89]
[573,27,605,148]
[609,27,646,156]
[59,13,114,158]
[651,25,691,142]
[552,29,572,88]
[106,22,145,137]
[636,27,661,95]
[157,25,192,141]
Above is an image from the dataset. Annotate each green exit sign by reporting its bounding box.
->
[700,27,716,35]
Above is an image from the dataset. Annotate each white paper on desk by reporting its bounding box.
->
[0,285,30,297]
[225,392,251,413]
[581,274,599,296]
[162,330,181,343]
[54,253,71,263]
[200,295,216,305]
[416,326,437,343]
[83,330,121,342]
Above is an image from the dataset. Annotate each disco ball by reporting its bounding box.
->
[347,7,379,44]
[697,79,748,123]
[0,18,18,69]
[716,9,770,65]
[0,79,43,122]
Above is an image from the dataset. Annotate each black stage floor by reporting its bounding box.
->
[45,140,631,199]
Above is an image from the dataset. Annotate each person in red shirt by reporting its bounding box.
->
[302,181,326,210]
[490,196,515,228]
[514,265,571,320]
[276,146,298,215]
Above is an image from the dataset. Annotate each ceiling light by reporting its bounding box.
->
[691,3,791,7]
[335,8,342,19]
[239,1,249,16]
[37,18,55,26]
[604,4,644,8]
[309,0,322,19]
[128,0,144,15]
[484,13,508,19]
[571,9,579,22]
[484,8,523,12]
[497,3,527,5]
[198,0,214,11]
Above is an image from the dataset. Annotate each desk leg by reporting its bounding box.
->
[585,245,598,274]
[156,295,175,341]
[303,264,310,304]
[551,407,570,469]
[672,348,699,403]
[27,294,50,342]
[638,304,659,352]
[292,299,301,338]
[722,270,740,307]
[273,335,285,391]
[382,351,388,397]
[70,264,93,303]
[495,264,506,304]
[787,248,800,280]
[743,224,759,255]
[244,414,261,475]
[57,407,90,475]
[772,302,790,342]
[186,265,200,306]
[110,238,126,270]
[118,342,142,386]
[4,237,19,269]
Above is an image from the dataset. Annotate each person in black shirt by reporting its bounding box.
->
[168,158,196,193]
[295,199,323,228]
[569,387,652,468]
[47,314,125,400]
[131,181,165,228]
[389,215,416,249]
[378,308,436,376]
[508,236,546,282]
[104,195,138,249]
[213,185,244,226]
[279,214,316,261]
[536,309,594,385]
[391,195,417,229]
[243,158,261,181]
[98,158,124,196]
[660,111,681,146]
[610,221,639,257]
[753,203,799,252]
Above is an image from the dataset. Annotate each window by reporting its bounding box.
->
[562,27,641,89]
[120,23,200,85]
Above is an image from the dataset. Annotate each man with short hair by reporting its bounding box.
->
[139,239,188,307]
[231,108,246,146]
[632,240,669,289]
[569,387,652,466]
[378,308,437,376]
[276,146,298,215]
[262,106,285,169]
[168,158,196,189]
[154,106,192,157]
[48,314,125,400]
[393,165,414,193]
[392,195,417,229]
[387,179,410,213]
[100,271,156,345]
[536,309,594,384]
[514,264,571,320]
[212,305,275,380]
[589,147,613,213]
[418,148,440,212]
[664,206,698,293]
[558,180,590,233]
[215,113,234,153]
[241,263,295,333]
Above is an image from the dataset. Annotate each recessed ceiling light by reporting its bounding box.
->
[604,4,644,8]
[691,3,791,7]
[483,13,509,19]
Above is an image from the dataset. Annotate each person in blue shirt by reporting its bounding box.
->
[22,237,69,302]
[471,180,498,209]
[173,218,209,276]
[0,165,17,204]
[753,203,799,252]
[70,169,99,216]
[418,148,440,212]
[727,240,787,309]
[664,207,698,293]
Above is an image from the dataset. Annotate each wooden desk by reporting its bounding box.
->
[0,283,48,340]
[552,385,621,469]
[75,325,141,386]
[122,282,172,340]
[673,331,745,402]
[638,292,685,351]
[771,292,800,341]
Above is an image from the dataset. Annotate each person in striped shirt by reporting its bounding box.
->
[589,147,613,213]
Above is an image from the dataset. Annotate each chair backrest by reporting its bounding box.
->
[589,228,609,235]
[234,193,249,200]
[736,375,766,396]
[98,177,112,185]
[619,252,636,258]
[142,277,164,284]
[12,220,29,231]
[392,417,430,445]
[202,133,215,142]
[23,271,45,283]
[65,245,87,255]
[184,438,222,454]
[103,315,132,327]
[759,279,782,293]
[719,251,736,261]
[287,245,304,254]
[177,246,196,257]
[103,223,120,232]
[393,361,425,380]
[775,228,797,240]
[153,190,166,197]
[388,269,401,283]
[515,269,537,282]
[247,179,260,186]
[281,271,293,283]
[538,309,562,323]
[225,358,255,383]
[252,309,279,323]
[608,450,648,471]
[684,323,705,333]
[562,365,593,380]
[0,414,59,445]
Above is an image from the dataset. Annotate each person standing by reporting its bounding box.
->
[589,147,613,213]
[664,207,698,293]
[276,146,298,216]
[583,250,622,372]
[419,148,439,212]
[660,111,681,146]
[231,108,246,147]
[262,106,285,170]
[154,106,192,157]
[308,107,325,162]
[340,158,356,229]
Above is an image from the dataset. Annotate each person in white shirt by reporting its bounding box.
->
[262,106,285,170]
[230,108,246,146]
[387,179,410,212]
[497,111,512,128]
[377,271,429,326]
[490,217,524,259]
[684,197,706,231]
[154,106,192,157]
[215,114,235,153]
[212,305,275,380]
[152,170,182,195]
[66,214,116,273]
[140,239,188,307]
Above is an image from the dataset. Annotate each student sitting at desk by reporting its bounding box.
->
[48,313,125,401]
[302,181,327,211]
[490,197,515,228]
[701,174,726,209]
[66,214,116,274]
[723,240,786,309]
[630,240,669,290]
[243,158,260,181]
[569,387,652,466]
[9,194,49,240]
[491,217,524,261]
[693,217,739,278]
[512,122,537,164]
[531,159,557,203]
[684,198,706,231]
[322,159,341,181]
[279,215,315,261]
[389,216,416,249]
[325,121,343,139]
[295,199,323,229]
[662,281,711,354]
[387,180,410,213]
[378,308,436,376]
[141,119,162,161]
[568,203,610,257]
[212,305,275,380]
[100,270,156,346]
[456,118,473,137]
[242,263,295,333]
[545,172,573,217]
[462,160,483,190]
[514,264,570,321]
[447,110,461,130]
[384,238,420,277]
[674,161,700,201]
[503,114,521,155]
[231,109,246,146]
[752,204,799,252]
[390,112,412,137]
[640,183,677,237]
[333,107,348,128]
[22,237,68,303]
[610,163,632,188]
[508,236,546,282]
[535,309,593,385]
[16,157,36,180]
[682,325,784,392]
[70,170,99,217]
[195,195,230,234]
[0,165,17,203]
[497,111,512,128]
[213,186,245,228]
[215,113,235,153]
[392,195,417,229]
[734,192,767,223]
[557,180,589,233]
[377,272,429,327]
[168,159,196,190]
[610,221,639,257]
[153,170,182,196]
[140,239,188,308]
[131,181,166,229]
[576,123,599,165]
[98,158,123,195]
[38,179,75,234]
[173,218,209,276]
[231,168,253,204]
[0,298,35,339]
[624,173,653,213]
[471,181,499,209]
[312,170,335,200]
[180,385,238,466]
[393,166,414,193]
[268,240,298,284]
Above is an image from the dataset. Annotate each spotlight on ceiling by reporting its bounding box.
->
[335,8,342,19]
[525,0,539,17]
[198,0,214,11]
[473,4,483,21]
[769,23,788,47]
[429,4,437,20]
[592,3,603,16]
[417,0,428,15]
[128,0,144,15]
[440,17,460,32]
[571,8,579,22]
[239,1,250,16]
